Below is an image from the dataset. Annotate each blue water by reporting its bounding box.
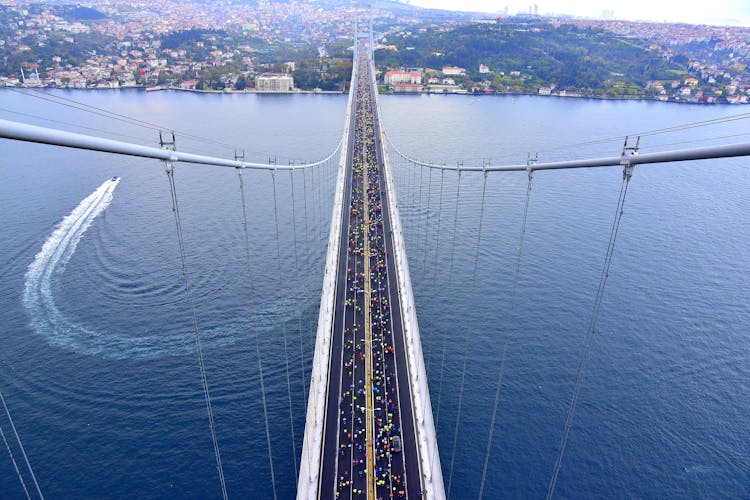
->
[1,90,749,498]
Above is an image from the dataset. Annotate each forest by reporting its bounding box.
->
[375,21,689,95]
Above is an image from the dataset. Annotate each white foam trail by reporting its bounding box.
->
[21,178,273,359]
[24,178,123,355]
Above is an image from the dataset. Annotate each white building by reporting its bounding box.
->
[479,64,490,74]
[383,69,422,85]
[442,66,466,76]
[255,73,294,92]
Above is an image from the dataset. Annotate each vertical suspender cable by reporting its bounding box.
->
[1,390,43,500]
[310,165,320,251]
[165,163,227,500]
[432,169,445,280]
[301,167,315,356]
[401,158,408,221]
[290,170,308,404]
[0,423,31,500]
[401,159,409,224]
[256,328,278,500]
[415,163,424,261]
[432,168,447,430]
[448,171,487,498]
[421,167,433,280]
[448,168,462,276]
[546,167,634,500]
[479,169,535,500]
[436,167,462,431]
[237,169,253,294]
[407,157,417,230]
[420,164,435,375]
[271,169,299,479]
[236,168,276,499]
[316,163,323,235]
[0,387,41,500]
[471,174,489,291]
[325,154,334,214]
[320,160,328,216]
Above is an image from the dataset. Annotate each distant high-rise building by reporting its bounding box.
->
[534,4,538,16]
[602,9,614,20]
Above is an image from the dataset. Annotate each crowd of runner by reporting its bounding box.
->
[334,41,409,499]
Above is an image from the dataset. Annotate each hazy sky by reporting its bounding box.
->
[408,0,750,26]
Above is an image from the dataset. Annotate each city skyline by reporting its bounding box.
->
[409,0,750,26]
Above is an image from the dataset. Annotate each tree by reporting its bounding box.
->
[235,75,247,90]
[157,70,170,85]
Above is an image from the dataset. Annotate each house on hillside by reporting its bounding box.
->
[442,66,466,76]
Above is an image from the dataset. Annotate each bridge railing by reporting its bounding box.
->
[296,38,359,500]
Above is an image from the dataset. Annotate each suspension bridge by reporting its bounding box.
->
[2,28,750,500]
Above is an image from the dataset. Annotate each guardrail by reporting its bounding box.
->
[296,45,358,500]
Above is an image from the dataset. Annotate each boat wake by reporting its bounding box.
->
[22,178,245,359]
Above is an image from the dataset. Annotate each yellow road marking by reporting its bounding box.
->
[363,137,376,499]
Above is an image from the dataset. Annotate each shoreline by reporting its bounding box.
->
[382,90,748,105]
[1,85,745,105]
[0,85,345,95]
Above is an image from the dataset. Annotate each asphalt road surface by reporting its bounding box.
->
[319,41,422,499]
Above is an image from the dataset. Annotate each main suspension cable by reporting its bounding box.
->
[8,88,344,166]
[0,107,149,143]
[9,88,239,151]
[640,131,750,152]
[383,110,750,171]
[165,162,227,500]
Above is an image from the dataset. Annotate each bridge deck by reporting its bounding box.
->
[318,42,422,498]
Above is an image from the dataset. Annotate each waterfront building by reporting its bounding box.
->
[383,69,422,85]
[255,73,295,91]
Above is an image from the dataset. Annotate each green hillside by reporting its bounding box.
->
[376,20,688,96]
